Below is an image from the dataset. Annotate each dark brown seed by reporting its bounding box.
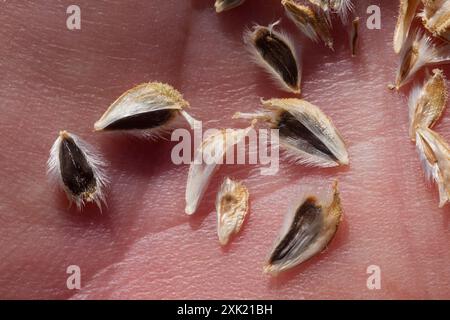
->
[264,181,343,275]
[277,111,339,162]
[253,28,300,91]
[59,135,96,197]
[269,197,322,265]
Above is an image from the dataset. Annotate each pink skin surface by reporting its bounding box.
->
[0,0,449,299]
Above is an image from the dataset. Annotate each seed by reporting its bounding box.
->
[416,127,450,207]
[308,0,354,24]
[216,177,249,245]
[215,0,246,13]
[308,0,330,12]
[47,130,108,210]
[393,0,421,54]
[420,0,450,42]
[264,181,343,275]
[234,98,349,167]
[282,0,334,50]
[350,17,360,57]
[185,123,255,215]
[330,0,354,24]
[244,21,301,94]
[94,82,197,138]
[393,30,450,90]
[420,0,445,20]
[408,69,448,141]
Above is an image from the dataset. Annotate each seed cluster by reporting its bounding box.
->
[47,1,360,276]
[392,0,450,207]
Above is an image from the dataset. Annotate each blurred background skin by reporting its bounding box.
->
[0,0,449,299]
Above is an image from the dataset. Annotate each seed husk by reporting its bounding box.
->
[393,0,421,54]
[244,21,301,94]
[308,0,354,24]
[47,130,108,210]
[185,123,255,215]
[264,181,343,275]
[94,82,197,138]
[215,0,246,12]
[420,0,450,42]
[416,127,450,207]
[282,0,334,50]
[308,0,330,11]
[393,30,450,90]
[408,69,448,141]
[216,177,249,245]
[234,98,349,167]
[420,0,446,20]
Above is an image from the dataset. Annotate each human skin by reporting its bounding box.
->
[0,0,449,299]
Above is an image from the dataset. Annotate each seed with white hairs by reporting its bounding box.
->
[408,69,447,141]
[94,82,197,139]
[282,0,334,50]
[215,0,246,13]
[393,0,421,54]
[416,127,450,207]
[47,130,108,210]
[419,0,450,42]
[234,98,349,167]
[391,30,450,90]
[244,21,301,94]
[264,181,343,275]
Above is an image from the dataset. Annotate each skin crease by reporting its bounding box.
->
[0,0,449,299]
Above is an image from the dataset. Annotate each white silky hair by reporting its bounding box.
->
[330,0,354,24]
[233,99,349,167]
[47,131,109,210]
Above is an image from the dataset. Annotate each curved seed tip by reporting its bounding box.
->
[215,0,246,13]
[338,154,350,166]
[290,85,302,94]
[387,84,397,90]
[59,130,70,139]
[263,264,278,275]
[218,237,228,246]
[179,110,199,130]
[93,121,103,132]
[185,205,195,215]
